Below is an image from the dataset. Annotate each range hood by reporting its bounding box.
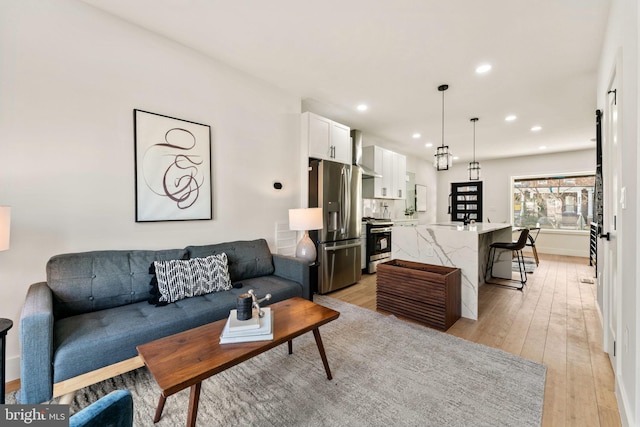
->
[351,129,382,178]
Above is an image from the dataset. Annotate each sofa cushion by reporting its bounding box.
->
[153,254,232,304]
[51,274,302,383]
[186,239,274,282]
[47,249,187,319]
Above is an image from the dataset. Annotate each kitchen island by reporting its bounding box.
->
[391,222,513,320]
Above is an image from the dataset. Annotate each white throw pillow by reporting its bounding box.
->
[153,253,232,304]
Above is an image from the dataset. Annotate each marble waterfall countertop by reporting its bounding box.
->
[392,222,513,320]
[427,222,514,234]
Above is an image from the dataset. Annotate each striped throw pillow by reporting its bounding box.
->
[153,253,232,304]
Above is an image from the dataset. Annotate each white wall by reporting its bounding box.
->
[596,0,639,424]
[435,149,595,257]
[0,0,301,382]
[406,155,438,224]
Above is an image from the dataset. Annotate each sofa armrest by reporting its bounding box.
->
[272,255,311,300]
[70,389,133,427]
[19,282,54,404]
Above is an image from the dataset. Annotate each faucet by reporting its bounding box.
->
[463,213,471,225]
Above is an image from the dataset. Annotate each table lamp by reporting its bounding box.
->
[0,206,9,251]
[288,208,323,263]
[0,206,11,404]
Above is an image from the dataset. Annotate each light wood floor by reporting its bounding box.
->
[329,254,621,427]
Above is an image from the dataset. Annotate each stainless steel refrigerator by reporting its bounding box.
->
[309,159,362,294]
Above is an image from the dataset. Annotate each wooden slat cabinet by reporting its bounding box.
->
[376,259,461,331]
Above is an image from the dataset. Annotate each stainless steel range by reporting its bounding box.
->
[363,218,393,273]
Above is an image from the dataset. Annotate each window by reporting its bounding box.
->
[512,174,595,231]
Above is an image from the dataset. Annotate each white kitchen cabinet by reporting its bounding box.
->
[302,112,351,165]
[361,146,406,200]
[362,146,386,198]
[393,152,407,199]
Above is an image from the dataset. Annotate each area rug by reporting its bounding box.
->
[513,257,537,273]
[11,296,546,426]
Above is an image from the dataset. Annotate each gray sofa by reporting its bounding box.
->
[19,239,310,404]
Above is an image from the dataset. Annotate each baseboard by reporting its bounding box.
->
[534,247,589,258]
[616,374,632,427]
[6,378,20,393]
[595,299,604,328]
[6,355,20,385]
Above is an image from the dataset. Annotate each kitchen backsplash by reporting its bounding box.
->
[363,198,416,219]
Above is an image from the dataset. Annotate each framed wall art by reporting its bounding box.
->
[134,109,212,222]
[416,184,427,212]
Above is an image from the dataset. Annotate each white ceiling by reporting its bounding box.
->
[81,0,611,163]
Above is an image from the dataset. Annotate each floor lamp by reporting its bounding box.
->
[0,206,12,404]
[288,208,323,263]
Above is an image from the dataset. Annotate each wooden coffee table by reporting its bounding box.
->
[137,297,339,427]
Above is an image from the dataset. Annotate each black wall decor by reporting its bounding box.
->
[595,109,603,229]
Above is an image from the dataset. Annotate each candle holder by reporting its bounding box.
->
[236,294,253,321]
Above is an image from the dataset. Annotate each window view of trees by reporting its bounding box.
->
[513,175,595,231]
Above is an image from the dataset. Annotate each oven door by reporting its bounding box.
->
[366,226,392,273]
[367,227,392,256]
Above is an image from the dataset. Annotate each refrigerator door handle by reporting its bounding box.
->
[344,166,351,235]
[340,166,347,235]
[323,242,361,251]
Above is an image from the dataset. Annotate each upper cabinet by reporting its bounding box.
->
[302,112,351,165]
[361,145,406,200]
[393,152,407,199]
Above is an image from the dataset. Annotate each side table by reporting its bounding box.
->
[0,318,13,404]
[309,262,319,295]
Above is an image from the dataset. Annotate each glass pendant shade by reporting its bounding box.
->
[435,145,452,170]
[468,117,481,180]
[468,161,481,180]
[434,84,452,171]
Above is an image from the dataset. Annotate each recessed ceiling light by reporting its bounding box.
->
[505,115,517,122]
[357,104,368,111]
[475,64,492,74]
[531,125,542,132]
[539,145,547,150]
[425,142,433,148]
[412,133,421,139]
[453,156,460,160]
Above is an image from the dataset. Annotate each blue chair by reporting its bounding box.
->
[69,390,133,427]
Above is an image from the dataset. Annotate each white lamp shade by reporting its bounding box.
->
[0,206,10,251]
[288,208,323,231]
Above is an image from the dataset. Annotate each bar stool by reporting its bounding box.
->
[485,228,530,290]
[526,227,541,266]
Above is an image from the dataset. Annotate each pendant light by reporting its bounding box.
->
[468,117,481,180]
[434,84,452,171]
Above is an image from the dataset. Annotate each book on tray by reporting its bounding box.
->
[220,308,273,344]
